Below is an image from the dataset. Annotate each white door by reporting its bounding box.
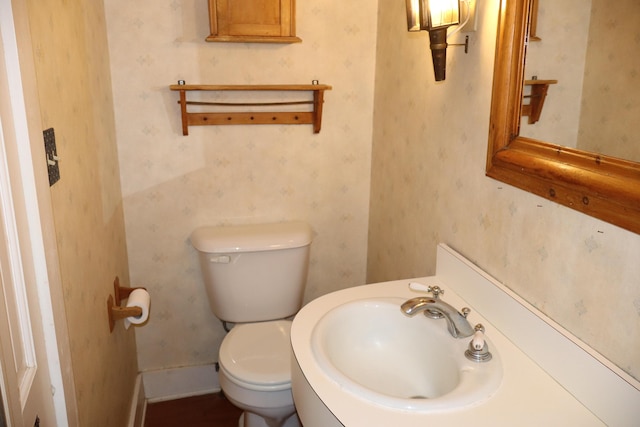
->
[0,226,41,427]
[0,0,69,425]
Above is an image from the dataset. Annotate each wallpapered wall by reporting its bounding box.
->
[369,0,640,381]
[25,0,136,425]
[104,1,377,371]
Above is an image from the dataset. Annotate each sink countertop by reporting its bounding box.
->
[291,244,640,426]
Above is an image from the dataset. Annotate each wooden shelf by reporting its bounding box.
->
[205,35,302,43]
[522,79,557,124]
[169,84,332,135]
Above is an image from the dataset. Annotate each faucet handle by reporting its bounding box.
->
[408,282,431,292]
[408,282,445,299]
[471,324,486,349]
[465,323,493,362]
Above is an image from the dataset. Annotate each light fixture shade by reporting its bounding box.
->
[406,0,422,32]
[407,0,461,31]
[422,0,460,29]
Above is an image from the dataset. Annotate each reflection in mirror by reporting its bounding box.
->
[486,0,640,234]
[521,0,640,162]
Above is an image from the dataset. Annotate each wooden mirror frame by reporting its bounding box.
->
[486,0,640,234]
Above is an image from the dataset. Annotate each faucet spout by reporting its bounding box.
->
[401,297,474,338]
[400,297,437,315]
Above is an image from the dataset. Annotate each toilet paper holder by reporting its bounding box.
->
[107,276,146,332]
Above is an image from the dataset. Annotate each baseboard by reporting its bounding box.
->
[127,374,146,427]
[142,364,221,403]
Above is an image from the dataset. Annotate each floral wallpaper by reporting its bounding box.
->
[104,1,377,371]
[24,0,137,425]
[369,0,640,381]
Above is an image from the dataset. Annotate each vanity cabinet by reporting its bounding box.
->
[207,0,301,43]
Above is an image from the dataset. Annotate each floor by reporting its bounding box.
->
[144,393,243,427]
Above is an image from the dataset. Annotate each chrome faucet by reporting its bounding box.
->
[401,284,474,338]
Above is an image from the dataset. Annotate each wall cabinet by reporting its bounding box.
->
[207,0,301,43]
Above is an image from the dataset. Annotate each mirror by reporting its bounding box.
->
[520,0,640,163]
[486,0,640,234]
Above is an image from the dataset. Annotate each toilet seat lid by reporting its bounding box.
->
[219,320,292,388]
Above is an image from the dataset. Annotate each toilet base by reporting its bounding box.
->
[220,363,301,427]
[238,411,301,427]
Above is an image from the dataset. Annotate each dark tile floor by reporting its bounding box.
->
[144,393,242,427]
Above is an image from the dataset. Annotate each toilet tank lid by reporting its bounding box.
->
[190,221,313,253]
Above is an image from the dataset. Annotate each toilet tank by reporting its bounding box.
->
[190,221,313,323]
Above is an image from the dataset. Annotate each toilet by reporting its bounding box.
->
[190,221,313,427]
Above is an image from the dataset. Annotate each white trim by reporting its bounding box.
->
[436,243,640,427]
[0,2,68,424]
[142,365,220,403]
[0,368,8,427]
[0,6,37,412]
[0,109,37,411]
[127,374,147,427]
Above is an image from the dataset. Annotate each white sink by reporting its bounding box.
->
[291,250,614,427]
[310,297,502,411]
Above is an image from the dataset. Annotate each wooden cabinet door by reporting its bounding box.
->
[207,0,301,43]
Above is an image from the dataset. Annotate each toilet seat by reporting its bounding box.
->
[219,320,293,392]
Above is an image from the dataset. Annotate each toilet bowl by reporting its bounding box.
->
[218,320,300,427]
[190,221,312,427]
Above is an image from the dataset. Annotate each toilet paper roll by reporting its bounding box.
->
[124,288,151,330]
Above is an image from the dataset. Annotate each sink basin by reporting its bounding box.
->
[310,297,502,411]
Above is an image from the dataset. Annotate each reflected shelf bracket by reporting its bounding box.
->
[522,79,558,124]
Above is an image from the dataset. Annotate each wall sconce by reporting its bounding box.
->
[406,0,467,81]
